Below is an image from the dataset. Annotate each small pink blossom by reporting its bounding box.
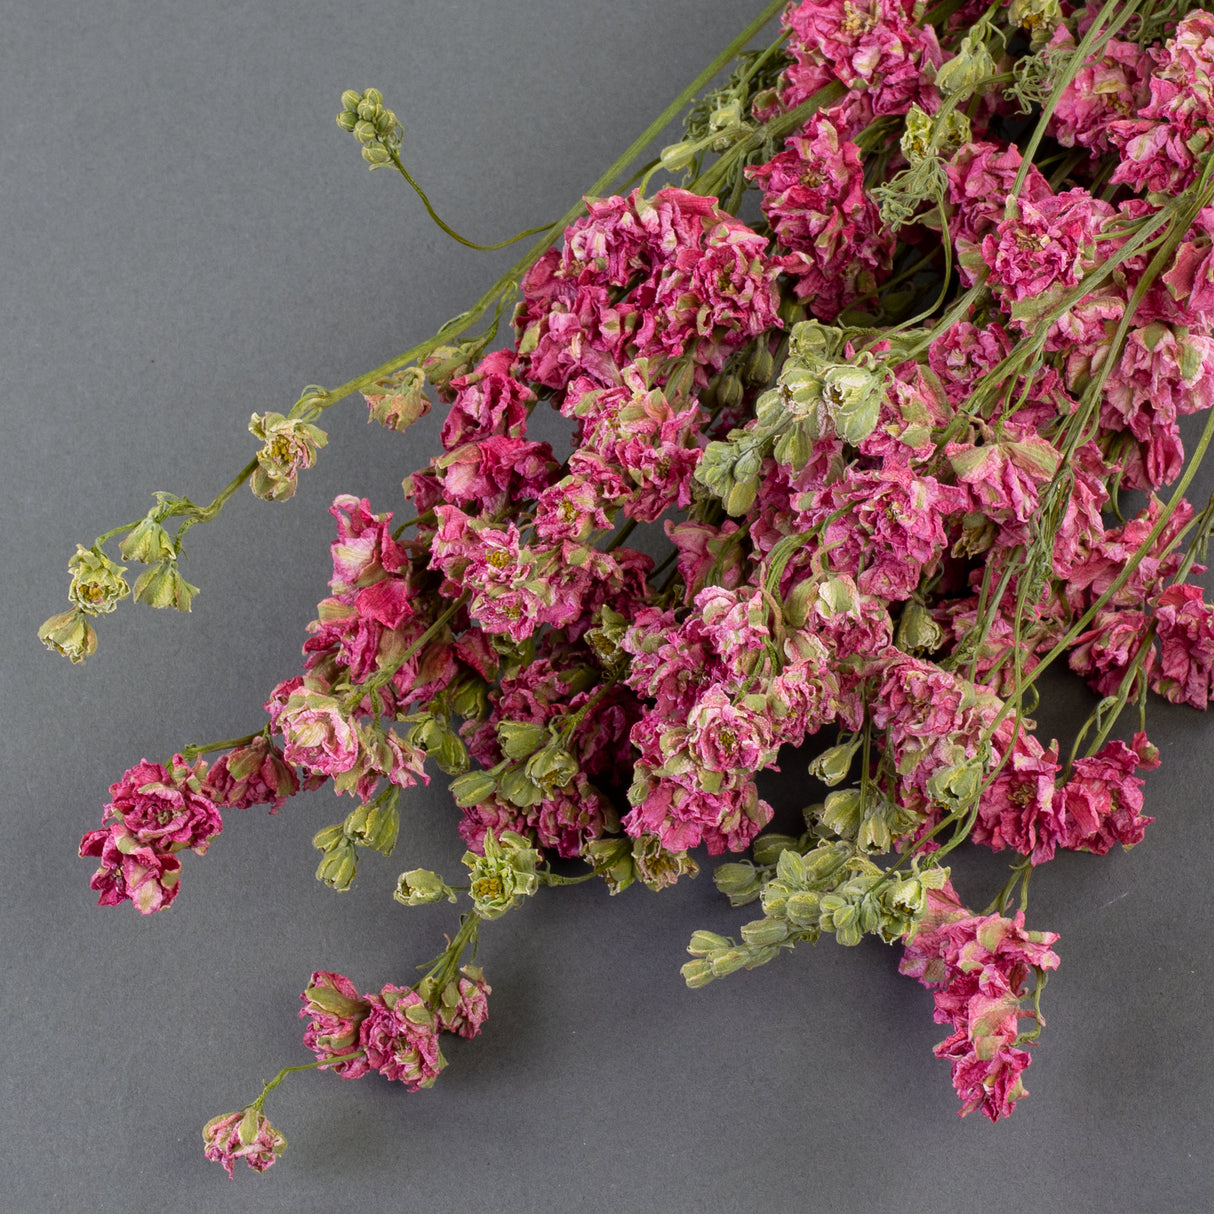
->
[1152,583,1214,707]
[359,985,446,1089]
[300,970,372,1077]
[433,967,492,1039]
[203,1108,287,1179]
[79,825,183,914]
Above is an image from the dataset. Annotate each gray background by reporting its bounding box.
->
[4,2,1213,1210]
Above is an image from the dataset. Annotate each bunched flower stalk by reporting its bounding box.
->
[48,0,1214,1171]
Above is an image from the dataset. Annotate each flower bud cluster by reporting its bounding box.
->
[336,87,403,167]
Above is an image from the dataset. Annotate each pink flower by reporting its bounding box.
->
[100,755,222,853]
[202,1108,287,1179]
[433,966,491,1039]
[300,971,372,1077]
[358,985,446,1089]
[1056,734,1156,856]
[272,688,361,781]
[441,349,534,449]
[809,467,964,601]
[981,190,1109,304]
[779,0,943,118]
[686,686,775,772]
[79,825,183,914]
[203,736,304,812]
[1152,583,1214,707]
[748,114,893,320]
[328,495,409,593]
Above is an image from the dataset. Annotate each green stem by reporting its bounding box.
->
[250,1053,362,1112]
[179,730,264,762]
[387,149,554,251]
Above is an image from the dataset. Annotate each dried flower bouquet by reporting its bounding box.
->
[43,0,1214,1175]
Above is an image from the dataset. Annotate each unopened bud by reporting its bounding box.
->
[38,608,97,663]
[132,559,198,611]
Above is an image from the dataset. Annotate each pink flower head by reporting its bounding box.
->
[358,984,446,1089]
[1048,29,1153,156]
[273,688,361,782]
[1151,582,1214,707]
[686,686,775,772]
[810,467,964,601]
[441,348,534,449]
[203,736,303,812]
[328,495,409,593]
[79,825,183,914]
[433,966,492,1039]
[900,877,1060,1121]
[779,0,943,118]
[982,190,1109,304]
[300,971,372,1077]
[748,114,893,320]
[1057,733,1157,856]
[98,755,222,854]
[946,142,1051,246]
[202,1108,287,1179]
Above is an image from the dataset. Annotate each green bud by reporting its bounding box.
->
[709,947,750,978]
[37,608,97,664]
[712,860,763,906]
[362,144,391,165]
[394,868,457,906]
[751,834,804,866]
[582,836,636,895]
[497,720,549,760]
[659,140,698,172]
[895,600,944,653]
[449,768,498,808]
[119,515,176,563]
[687,930,732,956]
[336,109,358,132]
[819,788,864,839]
[67,545,129,615]
[449,678,490,721]
[740,917,790,948]
[344,798,399,856]
[497,765,543,808]
[132,559,198,611]
[808,739,861,787]
[340,89,362,112]
[934,31,997,97]
[315,836,358,891]
[353,119,378,143]
[681,958,716,989]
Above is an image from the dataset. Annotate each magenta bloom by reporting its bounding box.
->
[79,825,183,914]
[203,736,303,812]
[202,1108,287,1179]
[102,756,222,853]
[272,688,361,780]
[80,755,222,914]
[359,985,446,1089]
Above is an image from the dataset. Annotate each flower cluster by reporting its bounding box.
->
[899,878,1060,1121]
